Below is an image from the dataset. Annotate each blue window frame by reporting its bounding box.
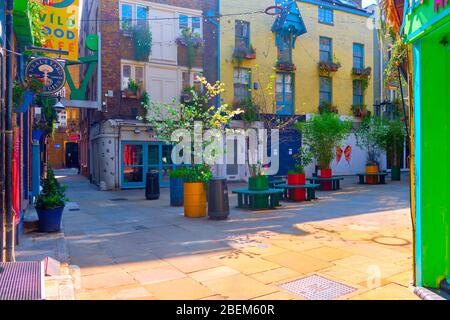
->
[234,68,251,101]
[353,80,364,105]
[276,73,294,115]
[319,76,332,106]
[278,34,293,63]
[318,7,334,25]
[121,141,177,188]
[235,20,250,50]
[353,43,364,69]
[320,37,332,63]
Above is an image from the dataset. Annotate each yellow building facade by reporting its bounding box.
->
[219,0,374,116]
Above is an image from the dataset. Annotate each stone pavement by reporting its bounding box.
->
[57,172,419,300]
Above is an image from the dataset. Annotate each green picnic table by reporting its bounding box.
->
[275,184,321,202]
[231,188,284,210]
[357,172,388,185]
[307,176,344,191]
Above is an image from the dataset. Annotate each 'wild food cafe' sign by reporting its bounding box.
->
[40,0,80,61]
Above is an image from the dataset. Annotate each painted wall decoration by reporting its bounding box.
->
[26,57,66,95]
[40,0,79,60]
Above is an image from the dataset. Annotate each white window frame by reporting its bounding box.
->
[119,2,149,30]
[177,13,203,37]
[121,62,146,90]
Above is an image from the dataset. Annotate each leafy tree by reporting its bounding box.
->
[386,119,406,167]
[355,115,389,166]
[296,112,352,170]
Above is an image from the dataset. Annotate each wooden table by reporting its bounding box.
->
[231,189,284,210]
[275,184,321,202]
[307,177,344,191]
[357,172,388,185]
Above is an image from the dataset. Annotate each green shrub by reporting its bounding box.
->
[182,165,212,184]
[36,167,68,210]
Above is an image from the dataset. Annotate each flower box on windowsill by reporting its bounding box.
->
[351,104,370,118]
[233,47,256,61]
[318,61,341,75]
[276,62,296,72]
[122,89,139,99]
[352,67,372,77]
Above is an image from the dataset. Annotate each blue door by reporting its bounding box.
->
[121,141,176,189]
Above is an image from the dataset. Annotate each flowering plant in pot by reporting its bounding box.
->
[169,167,186,207]
[296,112,352,190]
[287,148,313,201]
[355,115,389,184]
[385,119,405,181]
[35,167,68,233]
[182,165,212,218]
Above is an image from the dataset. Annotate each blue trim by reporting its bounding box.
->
[300,0,372,17]
[402,5,450,43]
[413,41,423,286]
[120,141,176,189]
[15,91,34,113]
[32,141,41,198]
[23,111,29,200]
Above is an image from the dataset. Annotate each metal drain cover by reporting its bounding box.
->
[0,261,45,300]
[281,275,356,300]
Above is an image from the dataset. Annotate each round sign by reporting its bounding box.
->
[46,0,76,8]
[26,57,66,95]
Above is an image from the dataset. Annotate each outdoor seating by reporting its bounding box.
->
[275,183,320,202]
[307,177,344,191]
[357,172,388,185]
[231,188,284,210]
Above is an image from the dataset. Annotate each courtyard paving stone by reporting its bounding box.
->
[53,173,417,300]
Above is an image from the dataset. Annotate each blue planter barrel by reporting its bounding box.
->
[170,178,184,206]
[36,206,64,233]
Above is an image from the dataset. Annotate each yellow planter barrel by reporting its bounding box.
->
[184,182,207,218]
[365,165,379,184]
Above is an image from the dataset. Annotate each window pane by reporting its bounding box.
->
[135,66,144,85]
[353,44,364,68]
[136,6,148,28]
[319,8,333,24]
[121,4,133,30]
[162,145,173,165]
[179,15,188,32]
[192,17,201,34]
[320,37,331,62]
[235,21,250,49]
[123,167,143,183]
[319,76,332,105]
[123,144,143,166]
[148,145,159,165]
[122,65,131,89]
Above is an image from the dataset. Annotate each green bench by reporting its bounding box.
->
[275,184,321,202]
[307,177,344,191]
[357,172,388,185]
[231,188,284,210]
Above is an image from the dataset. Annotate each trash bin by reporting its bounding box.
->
[146,171,160,200]
[208,178,230,220]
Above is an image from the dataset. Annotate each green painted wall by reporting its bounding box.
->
[419,22,450,288]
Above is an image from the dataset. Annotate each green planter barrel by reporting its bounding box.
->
[391,166,401,181]
[248,175,269,209]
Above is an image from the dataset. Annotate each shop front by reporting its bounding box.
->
[402,0,450,289]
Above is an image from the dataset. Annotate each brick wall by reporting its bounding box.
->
[95,0,219,122]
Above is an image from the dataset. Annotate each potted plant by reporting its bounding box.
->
[245,45,256,59]
[355,115,388,184]
[35,167,68,232]
[182,164,212,218]
[288,148,313,201]
[123,79,140,99]
[318,56,342,76]
[386,119,405,181]
[169,167,186,207]
[351,104,370,118]
[248,163,270,209]
[296,112,352,190]
[319,101,339,115]
[276,61,296,72]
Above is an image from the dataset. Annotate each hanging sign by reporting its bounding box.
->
[26,57,66,95]
[40,0,80,61]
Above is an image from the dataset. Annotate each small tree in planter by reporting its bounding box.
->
[288,148,313,201]
[355,115,388,184]
[169,167,186,207]
[182,164,212,218]
[35,167,68,232]
[386,119,406,181]
[296,112,352,190]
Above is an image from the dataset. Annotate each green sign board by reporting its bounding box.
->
[402,0,450,42]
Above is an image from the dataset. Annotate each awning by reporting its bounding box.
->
[272,0,307,47]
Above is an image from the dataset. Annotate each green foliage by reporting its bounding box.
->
[177,28,203,71]
[386,119,406,167]
[133,26,152,61]
[296,112,352,170]
[318,101,338,115]
[34,95,58,136]
[13,76,44,109]
[237,98,259,123]
[182,164,212,184]
[36,167,68,210]
[384,37,407,87]
[29,0,45,46]
[290,147,313,174]
[128,79,140,93]
[355,115,389,166]
[169,167,186,179]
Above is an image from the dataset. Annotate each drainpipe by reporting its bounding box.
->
[32,140,40,200]
[205,2,221,107]
[5,0,15,262]
[0,39,5,262]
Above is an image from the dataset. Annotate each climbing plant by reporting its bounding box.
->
[133,26,152,61]
[176,28,204,73]
[29,0,45,46]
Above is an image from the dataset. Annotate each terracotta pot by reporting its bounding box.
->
[287,173,306,201]
[184,182,207,218]
[319,168,332,191]
[366,165,379,184]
